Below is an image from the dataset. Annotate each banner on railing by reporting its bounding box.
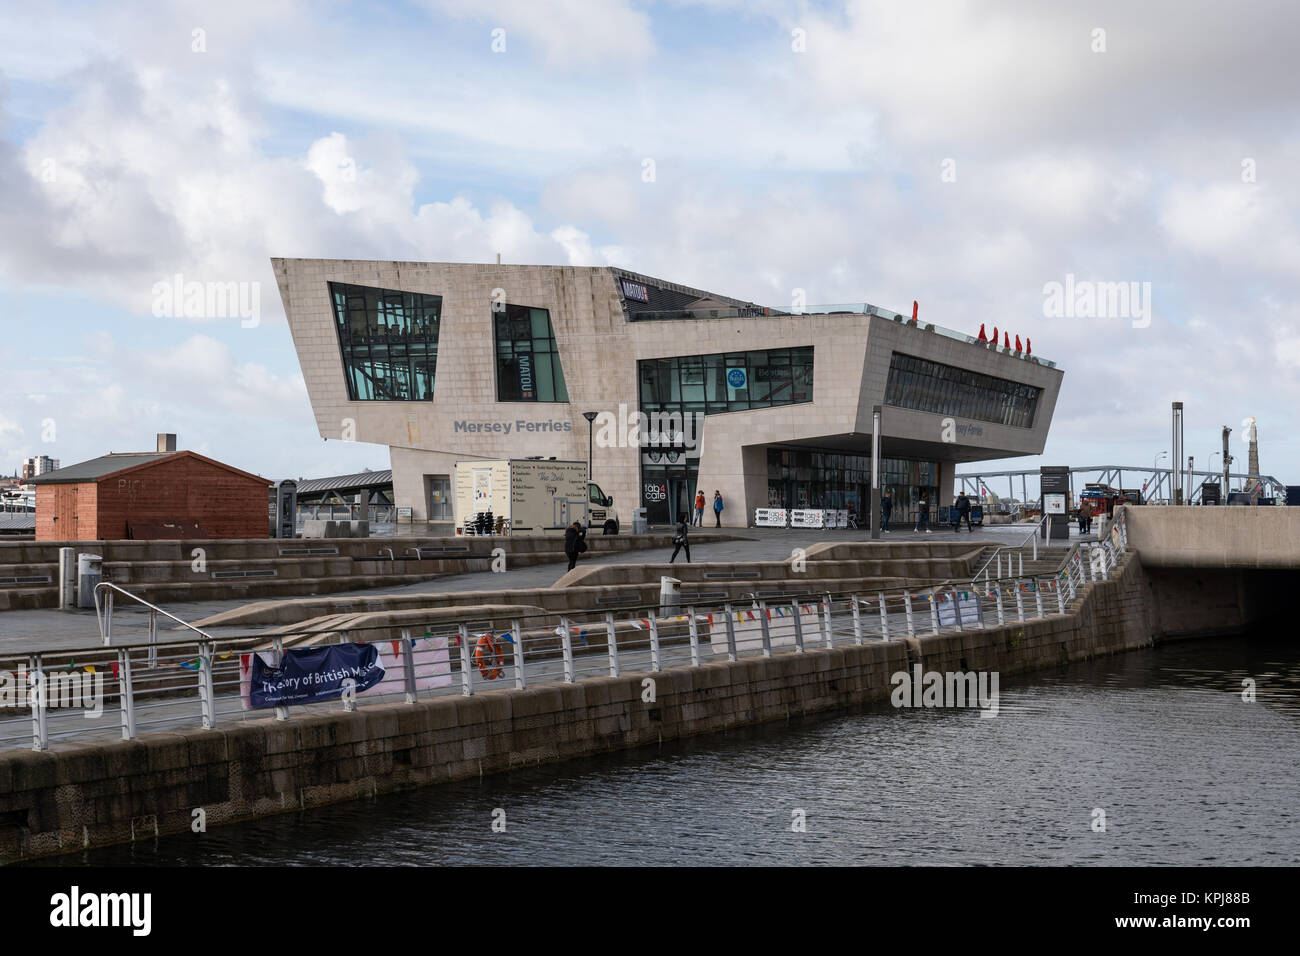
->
[754,508,788,527]
[789,509,824,528]
[708,605,821,654]
[936,591,983,627]
[242,643,386,709]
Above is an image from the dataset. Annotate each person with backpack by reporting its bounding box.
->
[670,512,691,563]
[712,490,724,527]
[564,520,587,571]
[1079,500,1092,535]
[693,490,705,527]
[880,490,892,532]
[954,492,973,532]
[914,492,931,533]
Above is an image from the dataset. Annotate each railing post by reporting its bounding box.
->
[821,592,834,648]
[648,613,662,671]
[117,649,136,739]
[104,589,114,646]
[458,623,474,696]
[903,592,916,637]
[758,601,773,657]
[399,628,418,703]
[687,606,701,667]
[928,589,940,635]
[850,594,863,645]
[147,609,158,669]
[605,612,620,677]
[510,619,526,689]
[1034,580,1045,619]
[950,589,963,631]
[1018,552,1023,576]
[1056,579,1066,614]
[722,603,739,661]
[559,615,575,682]
[198,641,216,728]
[29,654,47,752]
[1015,580,1026,622]
[789,600,805,652]
[995,584,1005,625]
[878,591,890,640]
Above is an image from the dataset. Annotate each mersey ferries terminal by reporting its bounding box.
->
[273,259,1063,528]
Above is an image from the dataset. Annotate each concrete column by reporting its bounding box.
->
[938,461,956,510]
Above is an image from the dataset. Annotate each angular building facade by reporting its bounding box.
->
[273,259,1063,528]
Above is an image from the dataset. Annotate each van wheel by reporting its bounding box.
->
[603,520,618,535]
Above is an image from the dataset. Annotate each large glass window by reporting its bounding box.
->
[884,352,1041,428]
[494,304,569,402]
[329,282,441,401]
[637,346,814,420]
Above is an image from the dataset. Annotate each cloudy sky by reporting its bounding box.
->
[0,0,1296,488]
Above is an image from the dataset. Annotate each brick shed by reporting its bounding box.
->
[31,450,271,541]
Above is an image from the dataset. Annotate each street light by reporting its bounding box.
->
[582,411,598,483]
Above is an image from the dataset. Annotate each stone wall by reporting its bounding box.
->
[0,555,1242,862]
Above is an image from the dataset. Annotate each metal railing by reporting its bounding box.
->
[971,514,1056,584]
[2,527,1135,754]
[94,582,213,654]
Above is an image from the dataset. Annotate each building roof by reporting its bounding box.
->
[29,450,270,486]
[28,452,175,484]
[291,470,393,497]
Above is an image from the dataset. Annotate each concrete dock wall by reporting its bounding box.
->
[0,555,1249,862]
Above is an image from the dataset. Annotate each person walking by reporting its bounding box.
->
[712,490,724,527]
[670,512,691,563]
[693,490,705,527]
[1079,500,1092,535]
[954,492,974,532]
[880,490,892,532]
[563,520,586,571]
[914,492,931,533]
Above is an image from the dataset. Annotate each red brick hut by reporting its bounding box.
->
[31,443,270,541]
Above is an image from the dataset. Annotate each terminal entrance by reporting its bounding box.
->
[766,447,938,523]
[641,457,698,525]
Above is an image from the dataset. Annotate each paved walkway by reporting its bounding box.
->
[0,523,1096,652]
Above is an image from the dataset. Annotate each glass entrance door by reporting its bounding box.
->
[427,475,452,520]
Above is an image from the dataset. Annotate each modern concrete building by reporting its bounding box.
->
[273,259,1064,528]
[21,456,59,481]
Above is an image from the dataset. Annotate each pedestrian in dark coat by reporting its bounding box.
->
[564,521,586,571]
[670,513,691,563]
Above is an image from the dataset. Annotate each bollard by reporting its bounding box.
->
[659,576,681,616]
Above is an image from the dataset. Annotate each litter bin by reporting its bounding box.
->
[633,507,649,535]
[659,576,681,615]
[76,553,103,609]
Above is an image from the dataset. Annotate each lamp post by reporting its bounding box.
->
[870,405,882,540]
[1153,450,1167,503]
[582,411,598,483]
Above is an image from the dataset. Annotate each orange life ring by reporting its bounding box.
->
[474,633,504,680]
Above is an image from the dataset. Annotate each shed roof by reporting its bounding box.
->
[30,450,269,486]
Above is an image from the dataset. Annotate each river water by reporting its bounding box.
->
[30,634,1300,866]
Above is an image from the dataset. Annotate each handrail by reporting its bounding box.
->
[971,514,1055,583]
[94,582,214,648]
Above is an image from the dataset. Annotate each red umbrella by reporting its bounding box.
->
[1003,332,1010,348]
[1015,334,1022,352]
[977,323,987,342]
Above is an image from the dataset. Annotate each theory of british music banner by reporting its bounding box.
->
[246,643,386,709]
